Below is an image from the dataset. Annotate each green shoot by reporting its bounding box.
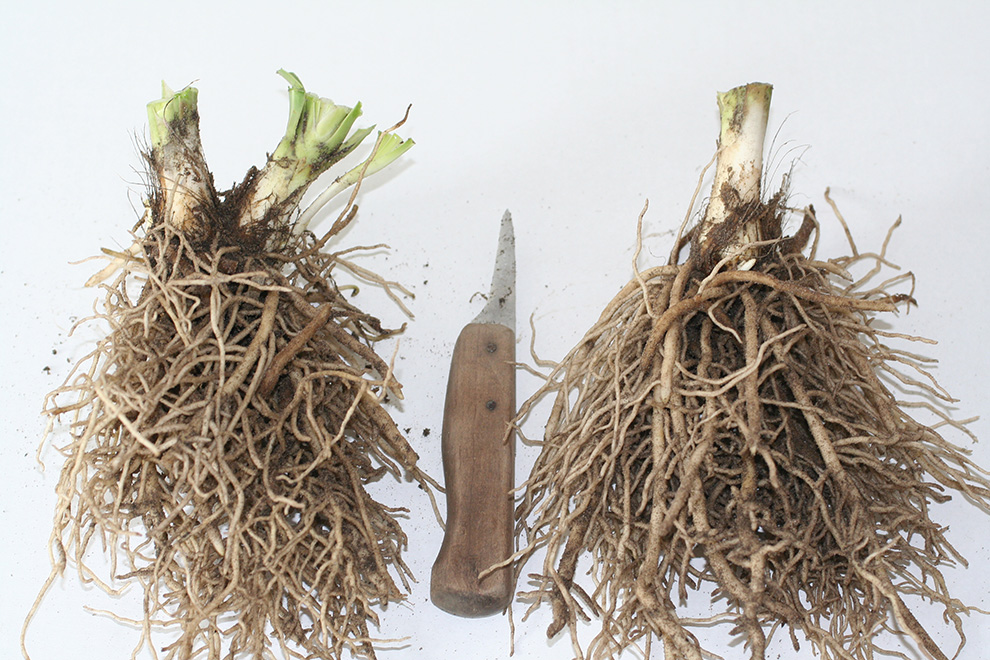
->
[242,70,410,230]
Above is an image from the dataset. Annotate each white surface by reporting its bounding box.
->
[3,2,989,659]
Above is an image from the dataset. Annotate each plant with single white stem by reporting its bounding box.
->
[509,80,989,660]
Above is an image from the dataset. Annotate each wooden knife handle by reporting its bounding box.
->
[430,322,516,617]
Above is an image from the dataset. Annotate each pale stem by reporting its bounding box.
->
[696,82,772,270]
[147,83,215,233]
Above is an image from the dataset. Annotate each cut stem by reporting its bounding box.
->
[147,83,217,234]
[241,70,413,231]
[694,82,772,271]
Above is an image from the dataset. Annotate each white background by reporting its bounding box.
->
[3,2,989,659]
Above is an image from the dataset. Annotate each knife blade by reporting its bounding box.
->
[430,210,516,617]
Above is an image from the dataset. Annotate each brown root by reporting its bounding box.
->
[512,200,990,660]
[38,214,435,660]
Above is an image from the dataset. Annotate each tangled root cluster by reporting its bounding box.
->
[39,209,434,659]
[513,200,990,660]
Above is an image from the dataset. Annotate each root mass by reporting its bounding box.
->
[513,202,990,660]
[38,202,432,660]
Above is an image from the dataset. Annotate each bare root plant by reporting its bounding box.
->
[510,84,990,660]
[27,73,435,660]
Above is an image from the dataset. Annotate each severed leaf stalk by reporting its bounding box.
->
[295,131,415,233]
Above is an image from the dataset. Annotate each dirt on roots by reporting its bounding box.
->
[511,201,990,660]
[38,211,436,660]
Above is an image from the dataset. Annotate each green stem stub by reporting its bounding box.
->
[146,83,216,235]
[241,69,408,229]
[147,83,201,149]
[270,69,374,191]
[143,71,413,245]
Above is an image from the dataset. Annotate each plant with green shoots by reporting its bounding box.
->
[28,71,436,660]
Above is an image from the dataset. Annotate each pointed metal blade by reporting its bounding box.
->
[471,210,515,329]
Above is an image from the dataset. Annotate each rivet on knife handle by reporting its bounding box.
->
[431,211,516,617]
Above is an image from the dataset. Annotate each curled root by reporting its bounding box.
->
[38,219,436,660]
[513,204,990,660]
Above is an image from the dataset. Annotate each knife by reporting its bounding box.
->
[430,210,516,617]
